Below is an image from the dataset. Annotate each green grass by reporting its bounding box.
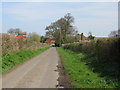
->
[1,47,50,74]
[56,47,118,88]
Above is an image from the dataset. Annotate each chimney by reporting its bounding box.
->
[81,33,83,40]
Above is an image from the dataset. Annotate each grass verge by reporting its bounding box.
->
[56,47,118,88]
[1,47,50,74]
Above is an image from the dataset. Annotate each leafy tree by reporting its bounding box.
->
[66,36,77,43]
[88,32,95,40]
[40,36,46,43]
[28,33,41,42]
[45,13,78,45]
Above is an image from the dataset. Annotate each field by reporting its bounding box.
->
[57,47,119,88]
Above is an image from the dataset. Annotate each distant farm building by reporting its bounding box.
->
[16,35,26,38]
[45,39,55,46]
[75,33,87,41]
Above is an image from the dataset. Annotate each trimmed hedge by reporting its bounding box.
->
[63,37,120,64]
[63,37,120,85]
[1,34,48,56]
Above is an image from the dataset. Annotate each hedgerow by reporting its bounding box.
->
[1,34,48,56]
[63,37,120,88]
[63,37,120,64]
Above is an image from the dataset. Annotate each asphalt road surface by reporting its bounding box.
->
[2,47,59,88]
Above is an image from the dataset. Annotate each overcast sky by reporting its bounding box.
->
[1,2,118,37]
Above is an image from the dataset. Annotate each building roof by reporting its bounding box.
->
[16,35,26,38]
[45,39,55,44]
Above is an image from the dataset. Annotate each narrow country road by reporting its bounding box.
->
[2,47,59,88]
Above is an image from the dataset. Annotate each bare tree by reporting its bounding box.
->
[7,28,15,35]
[109,30,118,37]
[7,28,23,35]
[15,28,22,35]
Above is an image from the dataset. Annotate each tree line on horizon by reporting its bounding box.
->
[6,13,120,45]
[7,28,41,43]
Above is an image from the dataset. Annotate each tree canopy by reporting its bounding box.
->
[88,32,95,40]
[45,13,78,45]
